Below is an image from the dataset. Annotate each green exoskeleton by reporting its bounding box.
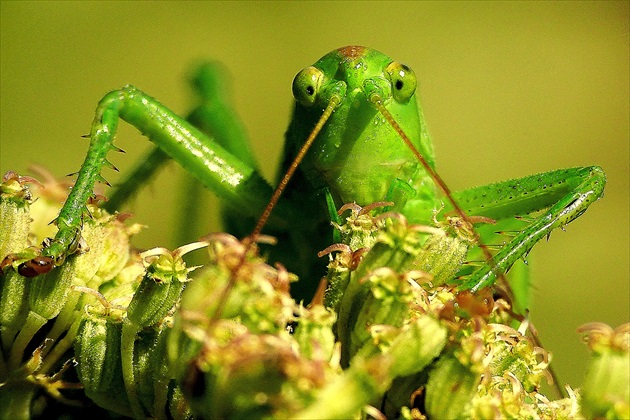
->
[10,46,605,304]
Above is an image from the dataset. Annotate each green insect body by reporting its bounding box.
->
[11,46,605,306]
[278,46,604,301]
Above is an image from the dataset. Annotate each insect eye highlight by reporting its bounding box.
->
[385,61,417,103]
[292,66,324,106]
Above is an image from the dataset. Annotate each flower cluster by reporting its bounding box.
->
[1,171,628,419]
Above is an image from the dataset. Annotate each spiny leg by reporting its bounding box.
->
[454,166,606,292]
[30,85,293,273]
[448,166,605,397]
[103,63,257,249]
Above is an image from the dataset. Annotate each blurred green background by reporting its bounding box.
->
[1,1,628,391]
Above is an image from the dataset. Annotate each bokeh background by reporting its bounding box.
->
[1,1,628,391]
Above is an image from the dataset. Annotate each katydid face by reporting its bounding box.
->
[287,46,436,212]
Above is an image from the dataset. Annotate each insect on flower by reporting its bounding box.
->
[1,46,619,419]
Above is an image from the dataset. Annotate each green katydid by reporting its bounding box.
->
[11,45,605,312]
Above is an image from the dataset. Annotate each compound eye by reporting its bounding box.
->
[385,61,417,103]
[292,66,324,107]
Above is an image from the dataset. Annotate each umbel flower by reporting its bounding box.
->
[0,170,628,419]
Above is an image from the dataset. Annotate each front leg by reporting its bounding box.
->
[453,166,606,292]
[22,86,293,274]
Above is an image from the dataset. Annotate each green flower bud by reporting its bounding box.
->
[382,315,448,378]
[167,235,293,382]
[295,355,392,419]
[80,210,133,288]
[168,235,338,418]
[425,353,481,419]
[334,218,442,367]
[579,322,629,419]
[0,173,36,338]
[28,255,77,321]
[181,326,329,419]
[126,244,203,328]
[134,325,191,419]
[98,255,145,312]
[351,315,447,417]
[0,271,30,339]
[332,202,384,251]
[75,315,130,416]
[133,326,163,412]
[292,304,336,361]
[0,171,34,258]
[415,233,469,286]
[321,244,354,312]
[121,243,205,418]
[175,234,295,334]
[76,313,192,419]
[483,324,550,393]
[341,268,416,365]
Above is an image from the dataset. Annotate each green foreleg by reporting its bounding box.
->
[43,86,288,267]
[454,166,606,292]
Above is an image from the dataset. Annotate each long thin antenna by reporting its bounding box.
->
[372,96,565,398]
[210,95,341,322]
[372,97,493,262]
[251,95,341,240]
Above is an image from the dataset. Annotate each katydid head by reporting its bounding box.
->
[286,46,436,209]
[284,47,479,239]
[250,46,437,241]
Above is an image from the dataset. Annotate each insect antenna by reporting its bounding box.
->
[371,95,566,398]
[370,95,495,262]
[209,94,341,322]
[251,95,342,240]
